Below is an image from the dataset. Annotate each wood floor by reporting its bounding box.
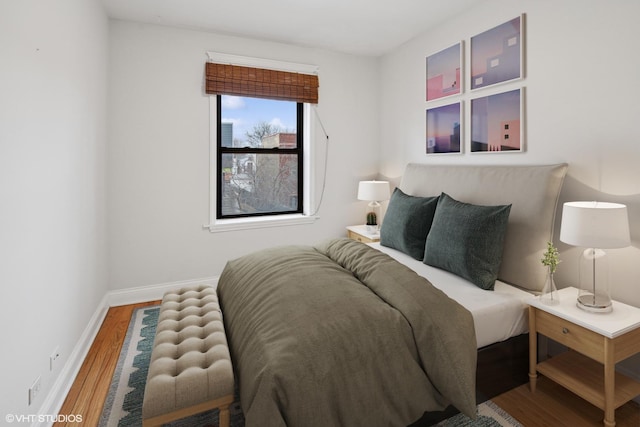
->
[55,302,640,427]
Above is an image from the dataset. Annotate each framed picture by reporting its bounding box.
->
[426,42,462,101]
[470,15,523,91]
[470,88,523,153]
[426,102,462,154]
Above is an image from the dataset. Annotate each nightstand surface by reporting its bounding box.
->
[528,287,640,339]
[346,225,380,243]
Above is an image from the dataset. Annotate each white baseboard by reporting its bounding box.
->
[35,276,219,427]
[34,294,110,427]
[107,276,219,307]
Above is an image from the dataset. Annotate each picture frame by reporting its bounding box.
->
[470,88,523,153]
[426,42,463,102]
[426,101,462,154]
[470,15,523,91]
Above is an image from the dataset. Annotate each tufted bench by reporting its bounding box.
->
[142,285,235,427]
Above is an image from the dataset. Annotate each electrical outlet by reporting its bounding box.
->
[50,346,60,371]
[28,376,41,406]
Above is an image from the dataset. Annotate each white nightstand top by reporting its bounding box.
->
[528,287,640,339]
[346,225,380,239]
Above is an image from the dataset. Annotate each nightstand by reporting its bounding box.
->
[528,287,640,427]
[346,225,380,243]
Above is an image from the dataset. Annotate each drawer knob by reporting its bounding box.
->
[562,327,569,334]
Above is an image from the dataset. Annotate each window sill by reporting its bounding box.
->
[203,214,319,233]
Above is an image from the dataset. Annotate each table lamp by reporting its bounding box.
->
[559,201,631,313]
[357,181,390,232]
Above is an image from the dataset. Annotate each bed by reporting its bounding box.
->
[217,163,568,427]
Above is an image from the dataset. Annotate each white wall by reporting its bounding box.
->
[107,21,379,290]
[0,0,108,418]
[379,0,640,308]
[379,0,640,385]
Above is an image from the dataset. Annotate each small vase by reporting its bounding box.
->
[540,269,559,305]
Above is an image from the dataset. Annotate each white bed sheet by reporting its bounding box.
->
[369,243,531,348]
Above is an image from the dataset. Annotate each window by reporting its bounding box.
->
[217,95,303,218]
[203,53,319,231]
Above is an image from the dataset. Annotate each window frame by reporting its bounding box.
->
[216,96,304,219]
[203,52,319,233]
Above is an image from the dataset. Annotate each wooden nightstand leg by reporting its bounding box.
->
[603,338,615,427]
[528,306,538,393]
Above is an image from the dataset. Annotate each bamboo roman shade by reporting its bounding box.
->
[205,62,319,104]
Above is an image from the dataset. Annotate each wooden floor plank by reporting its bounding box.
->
[55,301,640,426]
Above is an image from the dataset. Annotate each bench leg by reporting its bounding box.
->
[219,404,230,427]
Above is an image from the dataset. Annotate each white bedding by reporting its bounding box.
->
[370,243,531,348]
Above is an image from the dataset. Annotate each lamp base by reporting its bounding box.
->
[576,294,612,313]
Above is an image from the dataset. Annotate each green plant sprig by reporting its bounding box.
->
[541,241,561,274]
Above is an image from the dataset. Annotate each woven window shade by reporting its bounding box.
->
[205,62,318,104]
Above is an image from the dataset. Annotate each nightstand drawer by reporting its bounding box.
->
[535,309,604,362]
[347,230,372,243]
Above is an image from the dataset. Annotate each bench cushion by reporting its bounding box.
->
[143,285,234,419]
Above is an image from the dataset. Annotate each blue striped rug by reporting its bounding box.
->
[99,305,521,427]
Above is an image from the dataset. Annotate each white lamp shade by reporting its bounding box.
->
[357,181,390,202]
[559,201,631,249]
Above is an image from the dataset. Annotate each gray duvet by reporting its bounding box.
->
[217,238,477,427]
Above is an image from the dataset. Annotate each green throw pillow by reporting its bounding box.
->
[423,192,511,290]
[380,188,439,260]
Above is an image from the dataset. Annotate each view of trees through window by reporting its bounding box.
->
[218,95,302,218]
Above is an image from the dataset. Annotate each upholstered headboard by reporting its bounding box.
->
[399,163,568,292]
